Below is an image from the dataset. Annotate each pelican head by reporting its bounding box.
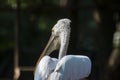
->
[52,19,71,37]
[36,18,71,64]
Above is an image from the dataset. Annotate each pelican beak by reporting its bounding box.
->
[36,34,60,63]
[34,34,60,74]
[34,35,54,71]
[40,35,55,58]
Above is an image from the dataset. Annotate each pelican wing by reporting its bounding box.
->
[34,56,58,80]
[49,55,91,80]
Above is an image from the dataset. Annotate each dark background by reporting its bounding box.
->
[0,0,120,80]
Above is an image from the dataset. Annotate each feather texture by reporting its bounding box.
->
[49,55,91,80]
[34,56,58,80]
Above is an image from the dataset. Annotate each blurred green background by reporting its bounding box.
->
[0,0,120,80]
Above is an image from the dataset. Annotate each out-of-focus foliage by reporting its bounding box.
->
[0,0,8,7]
[0,12,15,50]
[0,0,61,51]
[20,13,54,48]
[7,0,60,8]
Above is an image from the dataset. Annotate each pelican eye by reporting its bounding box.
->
[52,29,54,32]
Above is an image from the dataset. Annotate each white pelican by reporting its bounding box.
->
[34,18,91,80]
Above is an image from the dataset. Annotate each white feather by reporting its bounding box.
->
[34,56,58,80]
[49,55,91,80]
